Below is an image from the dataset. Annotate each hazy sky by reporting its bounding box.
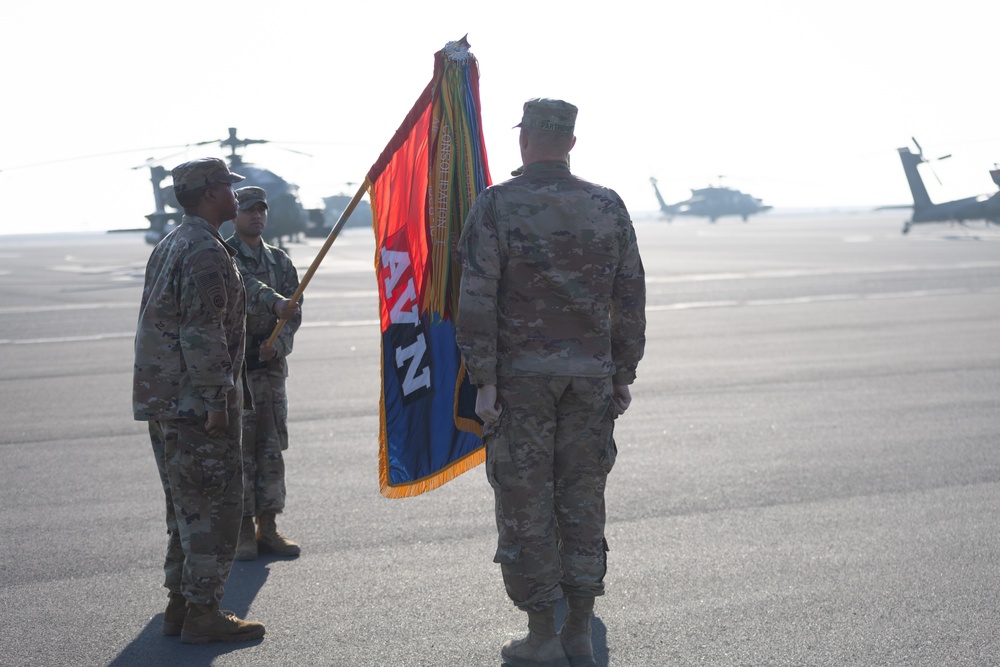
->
[2,0,998,234]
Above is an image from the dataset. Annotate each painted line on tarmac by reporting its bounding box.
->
[0,302,137,315]
[0,331,136,344]
[5,286,998,345]
[0,319,381,345]
[5,262,996,315]
[645,261,1000,284]
[0,290,380,315]
[299,319,380,328]
[647,287,987,311]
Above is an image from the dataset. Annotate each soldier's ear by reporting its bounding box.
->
[204,183,226,204]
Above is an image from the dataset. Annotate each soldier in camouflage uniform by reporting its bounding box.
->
[133,157,266,644]
[226,186,302,560]
[456,99,646,667]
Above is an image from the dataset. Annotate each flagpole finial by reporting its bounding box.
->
[444,35,472,62]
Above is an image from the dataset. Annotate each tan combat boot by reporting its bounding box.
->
[559,596,596,667]
[501,606,569,667]
[162,592,187,636]
[256,512,300,556]
[235,516,258,561]
[180,603,265,644]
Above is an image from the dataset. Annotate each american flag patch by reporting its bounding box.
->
[196,271,222,291]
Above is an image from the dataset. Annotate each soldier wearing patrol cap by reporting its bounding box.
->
[226,186,303,562]
[133,157,267,644]
[457,99,646,667]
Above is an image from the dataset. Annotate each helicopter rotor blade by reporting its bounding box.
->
[1,143,210,173]
[131,149,199,170]
[927,153,953,185]
[929,153,952,185]
[133,136,256,170]
[277,146,314,158]
[910,138,949,184]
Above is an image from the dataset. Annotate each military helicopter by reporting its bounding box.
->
[304,186,373,238]
[895,138,1000,234]
[140,128,324,246]
[650,176,772,222]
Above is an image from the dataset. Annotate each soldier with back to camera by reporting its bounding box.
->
[456,99,646,667]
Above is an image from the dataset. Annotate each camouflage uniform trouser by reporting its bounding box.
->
[241,369,289,516]
[148,388,243,605]
[486,375,618,612]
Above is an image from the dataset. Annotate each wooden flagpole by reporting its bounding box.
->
[265,180,369,347]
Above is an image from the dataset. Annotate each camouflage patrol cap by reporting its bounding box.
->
[236,186,268,210]
[514,98,578,134]
[171,157,245,195]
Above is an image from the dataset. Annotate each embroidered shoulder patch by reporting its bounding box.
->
[195,270,227,313]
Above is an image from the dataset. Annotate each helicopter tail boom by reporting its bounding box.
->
[897,146,934,211]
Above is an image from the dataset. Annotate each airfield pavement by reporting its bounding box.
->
[0,211,999,667]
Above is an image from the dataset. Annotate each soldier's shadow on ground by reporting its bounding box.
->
[108,557,278,667]
[500,598,610,667]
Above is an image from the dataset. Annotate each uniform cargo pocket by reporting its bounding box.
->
[599,420,617,474]
[493,542,521,565]
[485,409,516,491]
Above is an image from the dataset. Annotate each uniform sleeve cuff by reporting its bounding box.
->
[203,397,227,412]
[612,370,636,385]
[262,292,281,313]
[471,371,497,386]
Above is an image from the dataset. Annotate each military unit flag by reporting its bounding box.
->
[367,37,492,498]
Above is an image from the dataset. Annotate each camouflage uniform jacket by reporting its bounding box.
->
[133,216,246,420]
[456,160,646,386]
[226,235,301,378]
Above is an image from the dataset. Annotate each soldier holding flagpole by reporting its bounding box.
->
[226,186,303,561]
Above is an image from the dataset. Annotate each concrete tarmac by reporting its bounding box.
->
[1,213,998,666]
